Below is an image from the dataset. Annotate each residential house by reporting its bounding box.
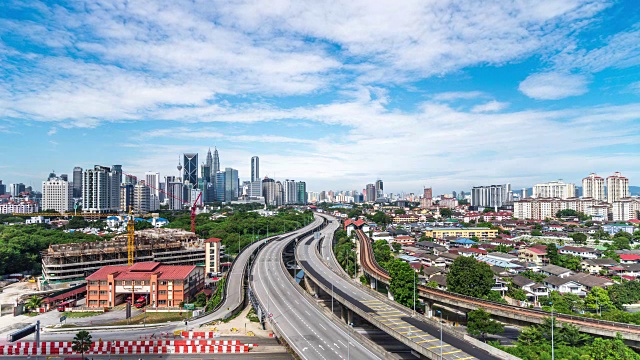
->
[518,247,549,266]
[559,246,598,260]
[344,219,370,237]
[619,254,640,264]
[540,264,573,278]
[511,275,549,303]
[452,238,477,248]
[437,252,459,267]
[568,273,614,292]
[393,235,415,246]
[457,248,488,258]
[428,274,447,290]
[581,258,618,275]
[492,277,509,295]
[613,263,640,278]
[543,276,585,296]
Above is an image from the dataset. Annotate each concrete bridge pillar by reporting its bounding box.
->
[370,276,376,290]
[347,308,354,326]
[424,301,433,318]
[341,304,348,323]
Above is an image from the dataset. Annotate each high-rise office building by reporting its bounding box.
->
[224,168,239,202]
[421,187,433,208]
[284,179,297,204]
[215,171,226,202]
[206,148,213,175]
[471,184,512,209]
[606,172,629,203]
[72,167,83,197]
[582,173,605,200]
[375,180,384,199]
[532,180,576,199]
[82,165,122,213]
[59,174,68,182]
[251,156,260,182]
[365,184,376,202]
[145,172,160,211]
[213,148,220,173]
[0,180,5,196]
[297,181,307,205]
[167,181,184,210]
[182,153,198,187]
[275,181,284,206]
[201,164,211,183]
[262,177,278,206]
[10,183,26,197]
[134,181,151,213]
[42,175,72,214]
[120,184,134,212]
[249,180,262,198]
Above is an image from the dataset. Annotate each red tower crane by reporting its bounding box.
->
[122,173,203,234]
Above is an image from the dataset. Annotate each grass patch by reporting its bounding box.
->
[24,312,40,317]
[103,311,193,326]
[62,311,102,318]
[247,308,259,323]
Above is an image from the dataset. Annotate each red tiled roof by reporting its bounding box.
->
[129,262,161,271]
[620,254,640,261]
[86,262,196,281]
[460,248,488,255]
[205,238,222,243]
[560,246,590,253]
[525,247,547,255]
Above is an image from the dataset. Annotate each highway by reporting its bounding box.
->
[298,215,499,360]
[250,217,383,360]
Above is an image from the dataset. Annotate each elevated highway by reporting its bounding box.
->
[249,216,386,360]
[355,229,640,343]
[189,217,326,326]
[297,214,503,360]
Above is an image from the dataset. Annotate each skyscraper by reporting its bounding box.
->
[224,168,239,202]
[120,184,134,212]
[10,183,26,197]
[297,181,307,205]
[145,172,160,211]
[365,184,376,202]
[606,172,629,203]
[213,148,220,173]
[206,148,213,173]
[471,184,512,209]
[262,177,277,206]
[375,179,384,199]
[183,153,198,187]
[134,181,151,213]
[251,156,260,182]
[82,165,121,213]
[42,175,72,213]
[215,171,226,202]
[72,167,83,197]
[0,180,5,196]
[284,179,297,204]
[582,173,605,200]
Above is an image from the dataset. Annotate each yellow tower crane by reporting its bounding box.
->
[127,207,135,266]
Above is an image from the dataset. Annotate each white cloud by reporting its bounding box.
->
[47,127,57,136]
[470,101,509,113]
[431,91,486,101]
[518,72,589,100]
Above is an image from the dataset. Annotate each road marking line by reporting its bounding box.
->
[408,335,423,339]
[457,357,475,360]
[375,314,403,318]
[442,350,462,355]
[416,339,438,344]
[428,344,451,349]
[391,325,413,330]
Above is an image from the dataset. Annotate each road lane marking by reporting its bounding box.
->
[442,350,462,355]
[428,344,451,349]
[416,339,439,344]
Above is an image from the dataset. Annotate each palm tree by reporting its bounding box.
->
[72,330,93,359]
[24,296,42,313]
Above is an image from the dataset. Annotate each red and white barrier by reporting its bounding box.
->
[0,340,256,356]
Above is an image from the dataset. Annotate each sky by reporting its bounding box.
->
[1,0,640,195]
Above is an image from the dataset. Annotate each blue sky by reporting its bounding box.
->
[1,0,639,194]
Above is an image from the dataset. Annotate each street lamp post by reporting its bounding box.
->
[436,310,443,360]
[347,322,353,360]
[550,301,555,360]
[332,283,334,314]
[413,270,416,316]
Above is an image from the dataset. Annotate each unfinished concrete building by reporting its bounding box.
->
[41,228,205,284]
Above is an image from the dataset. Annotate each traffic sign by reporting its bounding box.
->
[59,315,66,323]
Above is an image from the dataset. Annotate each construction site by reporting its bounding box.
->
[41,228,205,288]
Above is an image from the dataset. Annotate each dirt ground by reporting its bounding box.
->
[0,281,38,305]
[195,306,272,338]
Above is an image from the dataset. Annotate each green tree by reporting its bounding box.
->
[612,232,631,250]
[425,281,438,288]
[508,288,527,302]
[372,240,392,266]
[24,296,42,312]
[466,308,504,342]
[589,335,640,360]
[546,243,560,265]
[584,287,613,314]
[134,220,154,230]
[447,256,494,298]
[531,229,543,236]
[370,211,391,226]
[570,233,587,245]
[556,323,592,346]
[72,330,93,359]
[439,208,453,218]
[558,254,582,271]
[193,292,208,308]
[521,269,546,283]
[394,209,406,215]
[388,259,418,309]
[391,242,402,253]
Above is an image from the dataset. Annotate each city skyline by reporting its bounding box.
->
[1,1,640,193]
